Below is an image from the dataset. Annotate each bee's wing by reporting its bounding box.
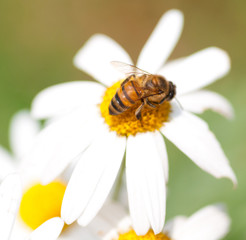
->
[111,61,151,76]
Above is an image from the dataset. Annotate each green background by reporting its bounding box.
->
[0,0,245,239]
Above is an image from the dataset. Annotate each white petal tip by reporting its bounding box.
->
[60,211,74,225]
[31,98,45,120]
[219,172,237,188]
[166,9,184,20]
[209,47,231,75]
[225,107,235,120]
[73,34,108,68]
[152,228,162,235]
[64,218,74,226]
[104,230,119,240]
[29,217,64,240]
[61,206,77,226]
[231,176,238,189]
[77,216,89,227]
[135,228,149,236]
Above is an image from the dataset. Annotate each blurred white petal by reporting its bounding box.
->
[10,218,30,240]
[137,9,184,73]
[31,81,105,119]
[98,201,128,227]
[171,205,230,240]
[159,47,231,95]
[0,146,15,180]
[126,132,166,235]
[27,217,64,240]
[85,202,127,240]
[161,103,237,185]
[24,107,102,184]
[102,230,119,240]
[61,127,125,225]
[10,110,40,160]
[0,174,22,240]
[179,90,234,119]
[77,136,126,226]
[59,222,98,240]
[125,173,150,236]
[74,34,133,86]
[117,217,132,234]
[163,216,187,237]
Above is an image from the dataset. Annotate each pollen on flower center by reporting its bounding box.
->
[100,81,171,137]
[19,181,66,230]
[118,229,171,240]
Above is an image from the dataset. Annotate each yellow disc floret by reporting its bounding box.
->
[100,81,171,137]
[19,181,66,230]
[118,229,171,240]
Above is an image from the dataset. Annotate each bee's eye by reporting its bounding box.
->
[169,92,174,99]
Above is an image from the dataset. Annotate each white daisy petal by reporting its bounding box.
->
[154,132,169,182]
[0,174,22,240]
[161,103,237,185]
[126,132,166,235]
[117,216,132,234]
[10,219,30,240]
[31,81,105,119]
[0,146,15,180]
[74,34,133,86]
[77,137,126,226]
[171,205,230,240]
[178,90,234,119]
[27,217,64,240]
[103,230,119,240]
[61,126,125,225]
[159,47,231,95]
[137,9,184,73]
[9,110,40,160]
[24,107,102,184]
[125,167,150,236]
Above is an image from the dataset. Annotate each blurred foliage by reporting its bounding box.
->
[0,0,245,239]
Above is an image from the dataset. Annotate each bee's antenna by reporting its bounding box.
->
[175,97,183,110]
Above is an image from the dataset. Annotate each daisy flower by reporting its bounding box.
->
[89,202,231,240]
[0,111,66,239]
[1,174,230,240]
[0,174,64,240]
[27,9,237,235]
[0,110,40,182]
[0,112,98,239]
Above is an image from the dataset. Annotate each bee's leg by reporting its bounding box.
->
[135,99,145,120]
[121,75,135,86]
[145,98,156,108]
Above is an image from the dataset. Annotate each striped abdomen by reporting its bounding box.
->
[109,81,142,116]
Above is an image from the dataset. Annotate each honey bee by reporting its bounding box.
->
[109,61,176,120]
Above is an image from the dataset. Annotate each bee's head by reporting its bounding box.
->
[166,81,176,101]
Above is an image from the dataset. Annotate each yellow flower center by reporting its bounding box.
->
[118,229,171,240]
[19,181,66,230]
[100,81,171,137]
